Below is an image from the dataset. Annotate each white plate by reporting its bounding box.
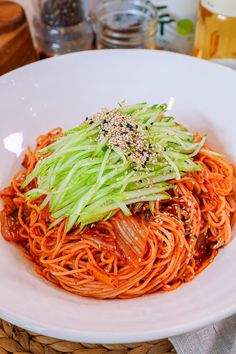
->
[0,50,236,343]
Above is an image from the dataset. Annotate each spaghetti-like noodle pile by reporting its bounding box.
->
[0,129,236,299]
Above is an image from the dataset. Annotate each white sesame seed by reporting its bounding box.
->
[92,108,157,168]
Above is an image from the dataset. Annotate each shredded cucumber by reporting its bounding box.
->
[22,102,205,230]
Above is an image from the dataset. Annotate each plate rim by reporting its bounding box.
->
[0,300,236,343]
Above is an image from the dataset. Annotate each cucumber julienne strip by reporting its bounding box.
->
[22,102,206,230]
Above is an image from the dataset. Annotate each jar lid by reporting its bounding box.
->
[0,1,26,34]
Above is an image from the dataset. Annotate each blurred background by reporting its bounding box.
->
[1,0,236,75]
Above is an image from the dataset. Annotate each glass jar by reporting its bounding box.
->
[34,0,94,56]
[93,0,158,49]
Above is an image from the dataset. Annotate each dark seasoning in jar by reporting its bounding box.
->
[42,0,84,27]
[106,12,145,32]
[93,0,158,49]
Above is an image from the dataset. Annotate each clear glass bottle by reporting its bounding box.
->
[34,0,94,56]
[194,0,236,66]
[93,0,158,49]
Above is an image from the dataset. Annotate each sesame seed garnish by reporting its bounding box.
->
[91,108,158,168]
